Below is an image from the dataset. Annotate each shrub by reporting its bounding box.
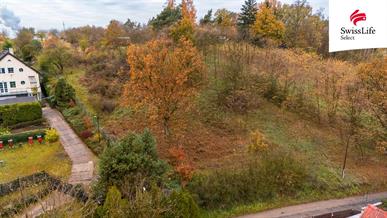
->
[187,153,308,209]
[248,130,269,154]
[8,118,45,130]
[62,106,81,117]
[97,129,169,199]
[0,127,11,136]
[0,129,46,145]
[45,128,59,143]
[164,190,200,218]
[52,78,75,108]
[80,130,93,139]
[0,102,42,126]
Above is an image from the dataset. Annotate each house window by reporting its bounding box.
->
[8,68,14,73]
[10,82,16,88]
[19,68,24,72]
[0,68,5,74]
[21,81,26,85]
[29,76,37,84]
[0,82,8,93]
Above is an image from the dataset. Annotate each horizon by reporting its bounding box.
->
[0,0,327,35]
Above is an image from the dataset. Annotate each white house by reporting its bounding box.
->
[0,49,42,102]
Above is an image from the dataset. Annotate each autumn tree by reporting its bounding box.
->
[279,0,326,51]
[14,28,42,63]
[358,57,387,130]
[37,37,73,76]
[237,0,258,39]
[103,20,126,48]
[214,9,238,39]
[250,4,285,46]
[123,38,205,138]
[170,0,197,42]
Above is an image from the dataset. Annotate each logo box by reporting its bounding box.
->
[329,0,387,52]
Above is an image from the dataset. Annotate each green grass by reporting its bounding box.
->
[64,68,96,114]
[0,142,71,183]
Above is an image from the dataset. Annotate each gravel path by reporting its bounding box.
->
[238,192,387,218]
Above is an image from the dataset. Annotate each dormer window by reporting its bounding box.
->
[19,68,24,72]
[8,68,14,73]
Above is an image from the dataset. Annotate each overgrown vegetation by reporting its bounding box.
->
[0,0,385,216]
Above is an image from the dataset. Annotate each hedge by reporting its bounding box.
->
[0,102,42,126]
[9,118,45,130]
[0,129,46,145]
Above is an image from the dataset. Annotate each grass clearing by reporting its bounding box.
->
[0,142,71,183]
[65,68,96,114]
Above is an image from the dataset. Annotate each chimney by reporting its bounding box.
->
[8,48,14,54]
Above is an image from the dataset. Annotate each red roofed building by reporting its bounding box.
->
[361,205,387,218]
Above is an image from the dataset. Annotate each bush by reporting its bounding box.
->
[164,190,200,218]
[97,129,169,199]
[80,130,93,139]
[0,102,42,126]
[45,128,59,143]
[8,118,45,130]
[52,78,75,108]
[187,153,308,209]
[62,106,81,117]
[0,129,46,145]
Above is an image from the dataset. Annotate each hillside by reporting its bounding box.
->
[1,0,386,216]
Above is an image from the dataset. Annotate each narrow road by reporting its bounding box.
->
[43,106,95,184]
[20,107,96,217]
[239,192,387,218]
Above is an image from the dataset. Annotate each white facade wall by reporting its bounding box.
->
[0,53,42,100]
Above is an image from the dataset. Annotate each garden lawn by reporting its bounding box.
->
[0,142,71,183]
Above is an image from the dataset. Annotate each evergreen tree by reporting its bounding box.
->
[200,9,213,25]
[149,6,182,30]
[237,0,258,38]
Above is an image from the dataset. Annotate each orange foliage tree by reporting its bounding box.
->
[123,38,205,138]
[168,146,194,185]
[170,0,197,41]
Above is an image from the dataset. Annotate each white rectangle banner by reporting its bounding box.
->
[329,0,387,52]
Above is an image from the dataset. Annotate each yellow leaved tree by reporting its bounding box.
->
[250,4,285,46]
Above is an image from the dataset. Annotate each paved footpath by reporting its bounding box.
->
[20,107,96,218]
[43,107,95,184]
[239,192,387,218]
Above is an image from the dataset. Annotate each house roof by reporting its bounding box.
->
[0,50,42,76]
[0,96,37,106]
[361,205,387,218]
[0,51,8,60]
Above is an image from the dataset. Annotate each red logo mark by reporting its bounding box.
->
[350,10,366,26]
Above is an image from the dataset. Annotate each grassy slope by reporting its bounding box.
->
[0,142,72,183]
[64,68,97,115]
[63,46,386,217]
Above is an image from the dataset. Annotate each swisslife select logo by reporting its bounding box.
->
[329,0,387,52]
[350,10,366,26]
[340,9,376,40]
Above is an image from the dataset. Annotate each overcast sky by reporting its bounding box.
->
[0,0,328,33]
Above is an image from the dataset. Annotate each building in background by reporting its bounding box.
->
[0,48,42,104]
